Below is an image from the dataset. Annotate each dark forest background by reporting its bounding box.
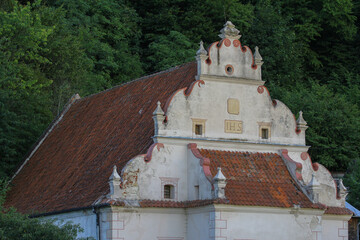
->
[1,0,360,208]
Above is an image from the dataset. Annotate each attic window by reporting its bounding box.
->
[225,64,234,75]
[195,124,203,135]
[194,185,199,200]
[261,128,269,139]
[192,118,206,136]
[164,184,174,199]
[258,122,271,140]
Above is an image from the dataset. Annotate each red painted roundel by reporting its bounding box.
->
[233,40,240,47]
[224,39,231,47]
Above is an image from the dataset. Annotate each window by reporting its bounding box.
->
[160,177,179,200]
[258,122,271,140]
[261,128,269,139]
[192,118,206,136]
[225,64,234,75]
[194,185,199,200]
[164,184,174,199]
[195,124,203,135]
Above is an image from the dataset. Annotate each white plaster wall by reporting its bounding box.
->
[102,207,186,240]
[43,209,97,239]
[216,209,318,240]
[287,151,344,207]
[98,206,351,240]
[187,148,213,200]
[162,79,305,146]
[187,207,212,240]
[120,145,189,201]
[119,143,214,201]
[322,218,349,240]
[202,39,261,80]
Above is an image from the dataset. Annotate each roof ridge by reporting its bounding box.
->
[76,61,196,103]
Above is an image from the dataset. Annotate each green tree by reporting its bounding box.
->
[243,0,304,87]
[146,31,197,72]
[0,181,84,240]
[273,81,360,170]
[47,0,144,89]
[344,159,360,209]
[0,0,54,178]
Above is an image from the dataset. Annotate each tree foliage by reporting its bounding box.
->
[0,181,83,239]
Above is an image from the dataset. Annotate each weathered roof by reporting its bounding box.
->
[5,62,197,215]
[199,149,322,209]
[103,149,350,215]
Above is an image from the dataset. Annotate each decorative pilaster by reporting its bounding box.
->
[108,166,121,199]
[306,173,321,203]
[152,101,165,135]
[297,111,308,133]
[254,46,263,67]
[196,41,208,78]
[213,167,227,199]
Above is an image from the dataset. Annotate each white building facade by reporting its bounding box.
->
[7,22,352,240]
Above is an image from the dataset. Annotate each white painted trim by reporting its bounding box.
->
[197,74,265,86]
[322,214,352,221]
[109,204,324,217]
[10,94,81,183]
[212,204,325,216]
[154,136,309,152]
[186,205,215,214]
[111,206,186,215]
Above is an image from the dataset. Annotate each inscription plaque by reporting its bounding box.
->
[224,120,243,133]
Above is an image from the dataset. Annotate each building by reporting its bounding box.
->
[347,202,360,240]
[5,21,352,240]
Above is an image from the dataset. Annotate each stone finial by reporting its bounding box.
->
[108,166,121,199]
[306,173,321,203]
[254,46,264,66]
[214,167,227,199]
[338,179,348,200]
[297,111,308,132]
[109,165,121,180]
[218,21,241,40]
[153,101,164,116]
[196,41,207,57]
[297,111,307,125]
[152,101,165,135]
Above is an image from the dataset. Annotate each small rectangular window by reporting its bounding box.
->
[194,185,199,200]
[261,128,269,139]
[192,118,206,136]
[195,124,203,135]
[164,185,174,199]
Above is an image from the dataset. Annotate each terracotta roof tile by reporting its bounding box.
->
[5,62,197,215]
[325,206,353,215]
[199,149,323,210]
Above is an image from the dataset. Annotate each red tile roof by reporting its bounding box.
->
[199,149,324,209]
[325,206,353,215]
[5,62,197,215]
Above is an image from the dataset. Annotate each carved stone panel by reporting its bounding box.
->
[224,120,242,133]
[227,98,239,115]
